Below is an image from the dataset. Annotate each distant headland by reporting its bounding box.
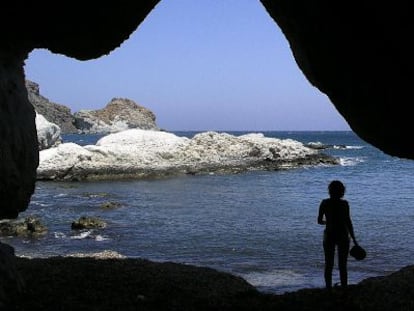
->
[26,80,159,135]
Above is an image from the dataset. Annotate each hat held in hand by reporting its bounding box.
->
[350,244,366,260]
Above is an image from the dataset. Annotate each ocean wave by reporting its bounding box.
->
[29,201,50,207]
[95,235,110,241]
[53,228,111,241]
[241,269,306,289]
[340,157,365,166]
[54,232,66,239]
[343,145,364,150]
[70,230,92,239]
[54,193,68,198]
[66,230,110,241]
[306,142,364,150]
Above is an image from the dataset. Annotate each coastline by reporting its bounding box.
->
[8,131,412,310]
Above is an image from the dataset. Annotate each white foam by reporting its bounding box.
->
[70,230,92,239]
[242,269,306,288]
[54,193,68,198]
[30,201,50,207]
[340,157,365,166]
[95,235,110,241]
[344,145,364,150]
[54,232,66,239]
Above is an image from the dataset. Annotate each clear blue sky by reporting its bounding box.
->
[24,0,350,132]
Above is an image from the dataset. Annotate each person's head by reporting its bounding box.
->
[328,180,345,199]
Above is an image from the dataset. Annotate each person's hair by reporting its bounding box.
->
[328,180,345,199]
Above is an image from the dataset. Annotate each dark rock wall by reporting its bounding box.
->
[260,0,413,159]
[0,1,160,218]
[0,49,38,219]
[2,2,161,60]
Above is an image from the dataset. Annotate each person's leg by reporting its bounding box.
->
[323,239,335,289]
[338,239,350,288]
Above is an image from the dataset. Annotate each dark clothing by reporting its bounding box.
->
[323,231,350,288]
[318,198,355,288]
[319,198,353,242]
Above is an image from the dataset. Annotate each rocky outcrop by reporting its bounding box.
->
[37,130,338,181]
[71,216,107,230]
[35,113,62,150]
[26,80,77,134]
[0,216,47,237]
[73,98,159,134]
[27,81,159,135]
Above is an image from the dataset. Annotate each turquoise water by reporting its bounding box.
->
[2,131,413,294]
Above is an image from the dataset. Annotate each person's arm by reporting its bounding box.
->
[317,200,326,225]
[345,201,357,244]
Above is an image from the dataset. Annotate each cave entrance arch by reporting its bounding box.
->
[24,0,349,133]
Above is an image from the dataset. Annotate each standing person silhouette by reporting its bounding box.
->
[318,180,358,289]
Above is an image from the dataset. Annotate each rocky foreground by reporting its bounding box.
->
[5,254,414,311]
[37,129,338,181]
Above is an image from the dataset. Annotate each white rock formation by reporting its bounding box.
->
[37,129,338,180]
[35,113,62,150]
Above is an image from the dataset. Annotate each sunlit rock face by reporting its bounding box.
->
[35,113,62,150]
[260,0,413,159]
[74,98,160,134]
[37,130,338,181]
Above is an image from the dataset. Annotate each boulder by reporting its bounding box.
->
[0,216,47,237]
[71,216,107,230]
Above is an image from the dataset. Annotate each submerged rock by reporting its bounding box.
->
[71,216,107,230]
[37,129,339,181]
[100,201,122,209]
[0,216,47,237]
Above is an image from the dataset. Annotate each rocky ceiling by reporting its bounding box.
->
[0,0,412,218]
[260,1,413,160]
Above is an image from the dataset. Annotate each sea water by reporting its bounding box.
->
[2,131,413,294]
